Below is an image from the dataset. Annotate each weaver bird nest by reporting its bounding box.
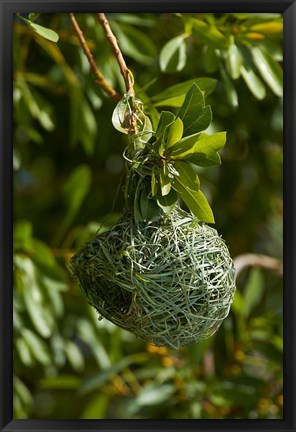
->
[70,207,236,349]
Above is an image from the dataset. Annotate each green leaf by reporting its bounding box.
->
[63,165,92,220]
[192,19,228,49]
[168,132,201,159]
[220,66,238,108]
[241,66,266,100]
[39,375,81,390]
[15,255,54,338]
[151,166,158,197]
[140,187,162,222]
[166,117,184,148]
[159,34,187,73]
[249,20,283,34]
[187,151,221,167]
[191,131,226,154]
[239,45,266,100]
[152,78,217,108]
[178,83,212,136]
[178,83,204,118]
[70,87,97,155]
[204,45,219,73]
[14,220,33,252]
[174,161,200,191]
[65,341,84,372]
[155,111,175,138]
[112,96,130,134]
[156,189,178,213]
[243,268,265,319]
[169,132,226,161]
[226,42,243,80]
[110,14,155,27]
[77,319,111,369]
[134,184,143,222]
[173,179,214,223]
[27,20,59,43]
[154,111,175,154]
[53,164,92,246]
[21,329,51,365]
[112,22,156,65]
[136,383,176,406]
[28,13,41,21]
[14,376,33,409]
[160,165,172,196]
[16,338,34,367]
[252,47,283,96]
[81,394,109,419]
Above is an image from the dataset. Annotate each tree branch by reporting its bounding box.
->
[69,13,121,102]
[234,253,283,277]
[97,13,135,96]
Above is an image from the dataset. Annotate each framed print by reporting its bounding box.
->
[1,1,295,431]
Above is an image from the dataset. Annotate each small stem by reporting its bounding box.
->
[69,13,121,102]
[97,13,135,97]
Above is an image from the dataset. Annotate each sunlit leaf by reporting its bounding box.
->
[14,376,33,412]
[26,19,59,43]
[226,42,242,80]
[160,165,171,196]
[241,66,266,100]
[168,132,200,158]
[137,383,176,406]
[77,319,111,369]
[15,255,54,338]
[166,117,184,148]
[112,96,130,134]
[192,19,228,49]
[21,328,51,365]
[159,34,187,73]
[173,178,214,223]
[178,83,212,136]
[252,47,283,96]
[250,20,283,34]
[174,160,200,190]
[16,338,34,367]
[65,341,84,372]
[152,78,217,107]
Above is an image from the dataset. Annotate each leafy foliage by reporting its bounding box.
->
[13,12,283,420]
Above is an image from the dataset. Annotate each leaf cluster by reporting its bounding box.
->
[159,13,283,107]
[113,83,226,223]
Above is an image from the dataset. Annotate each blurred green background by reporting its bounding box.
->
[13,12,283,419]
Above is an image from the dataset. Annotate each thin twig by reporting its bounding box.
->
[69,13,121,102]
[97,13,135,96]
[234,253,283,277]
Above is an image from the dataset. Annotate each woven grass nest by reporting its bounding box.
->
[70,207,236,349]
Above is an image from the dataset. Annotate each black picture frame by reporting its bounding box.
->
[1,1,295,431]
